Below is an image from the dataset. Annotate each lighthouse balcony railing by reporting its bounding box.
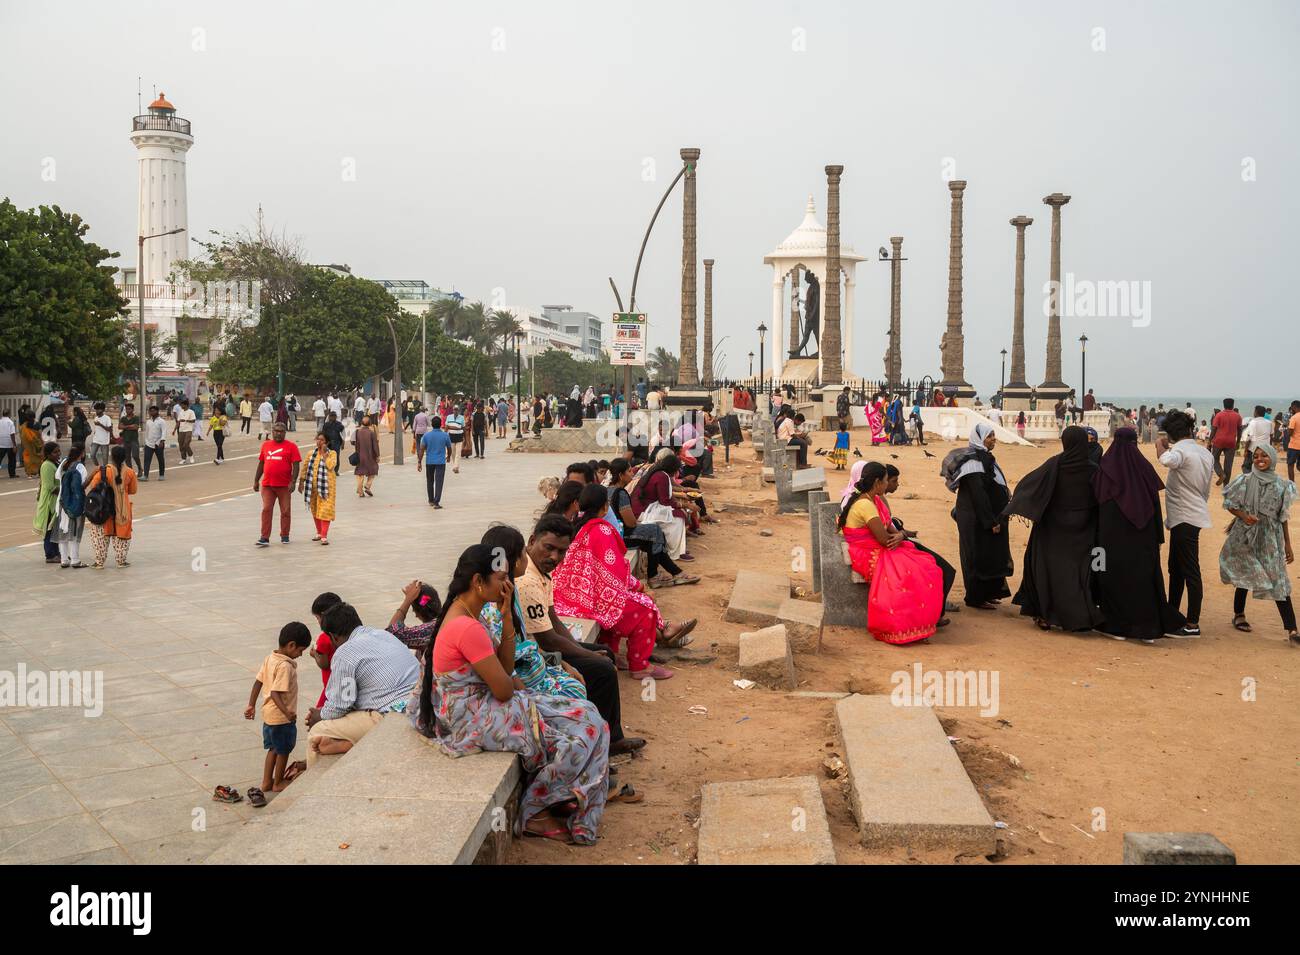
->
[132,115,192,135]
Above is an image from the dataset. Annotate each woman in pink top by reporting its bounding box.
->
[414,544,609,845]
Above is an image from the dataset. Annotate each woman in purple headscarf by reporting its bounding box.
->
[1092,427,1186,641]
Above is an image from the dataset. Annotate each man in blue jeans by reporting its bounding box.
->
[416,416,453,509]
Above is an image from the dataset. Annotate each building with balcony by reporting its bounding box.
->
[543,305,604,358]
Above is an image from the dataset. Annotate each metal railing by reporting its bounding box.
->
[132,115,192,135]
[117,283,202,300]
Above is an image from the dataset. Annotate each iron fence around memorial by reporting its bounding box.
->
[722,376,933,406]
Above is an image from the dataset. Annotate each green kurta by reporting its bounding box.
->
[34,459,58,535]
[1219,469,1297,601]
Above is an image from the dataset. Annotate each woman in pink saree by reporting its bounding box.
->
[867,396,888,446]
[840,462,945,644]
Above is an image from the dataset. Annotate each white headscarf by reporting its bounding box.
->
[955,423,1007,487]
[840,460,867,506]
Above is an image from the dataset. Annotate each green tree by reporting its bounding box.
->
[647,346,679,384]
[0,199,129,395]
[487,308,523,387]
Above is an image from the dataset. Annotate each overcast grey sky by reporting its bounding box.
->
[3,0,1297,396]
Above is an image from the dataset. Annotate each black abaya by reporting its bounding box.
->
[1094,498,1185,639]
[954,470,1013,606]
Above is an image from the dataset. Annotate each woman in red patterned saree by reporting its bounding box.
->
[553,484,698,681]
[839,462,946,644]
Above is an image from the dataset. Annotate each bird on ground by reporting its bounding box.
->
[890,453,899,459]
[923,449,936,458]
[853,447,863,458]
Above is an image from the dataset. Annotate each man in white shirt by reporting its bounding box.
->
[353,394,366,425]
[258,397,275,439]
[1156,410,1212,637]
[142,405,168,481]
[312,397,327,432]
[1241,405,1272,473]
[327,393,343,418]
[367,395,381,420]
[646,388,662,411]
[173,398,197,464]
[90,401,114,467]
[0,410,17,479]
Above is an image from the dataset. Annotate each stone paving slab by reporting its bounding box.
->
[835,694,995,856]
[1123,832,1236,865]
[776,597,824,653]
[723,570,792,627]
[0,449,577,865]
[738,624,797,689]
[698,775,836,865]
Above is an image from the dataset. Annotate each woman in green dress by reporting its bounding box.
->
[1220,444,1297,643]
[33,441,61,563]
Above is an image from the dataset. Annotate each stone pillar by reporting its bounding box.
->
[677,148,701,387]
[888,236,903,388]
[820,165,844,384]
[1037,192,1072,401]
[702,258,715,386]
[940,180,974,400]
[789,266,801,355]
[1003,216,1034,409]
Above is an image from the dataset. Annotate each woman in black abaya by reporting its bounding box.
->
[1003,425,1104,631]
[1092,427,1185,641]
[949,424,1013,608]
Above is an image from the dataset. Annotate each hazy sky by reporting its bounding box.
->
[4,0,1297,397]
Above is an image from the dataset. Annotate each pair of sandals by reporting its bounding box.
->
[1234,615,1300,644]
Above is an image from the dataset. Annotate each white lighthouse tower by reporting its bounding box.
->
[130,92,192,287]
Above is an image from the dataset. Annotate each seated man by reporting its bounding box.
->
[778,409,811,468]
[883,464,958,611]
[305,602,420,764]
[517,514,646,756]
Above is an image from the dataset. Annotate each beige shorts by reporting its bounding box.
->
[307,709,383,765]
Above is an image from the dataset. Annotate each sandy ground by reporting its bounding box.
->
[506,429,1299,865]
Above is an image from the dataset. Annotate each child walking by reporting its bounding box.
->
[243,622,311,806]
[829,421,850,470]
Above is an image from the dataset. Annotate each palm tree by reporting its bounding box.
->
[647,346,679,385]
[459,301,494,354]
[487,308,524,387]
[431,297,467,338]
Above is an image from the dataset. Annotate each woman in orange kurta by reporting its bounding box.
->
[85,444,138,568]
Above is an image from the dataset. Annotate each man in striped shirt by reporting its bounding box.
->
[305,603,419,764]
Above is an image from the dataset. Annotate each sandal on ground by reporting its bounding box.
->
[1034,618,1051,631]
[283,760,307,783]
[629,664,675,680]
[671,573,701,586]
[311,535,321,541]
[211,785,242,804]
[936,617,951,628]
[661,619,698,647]
[648,575,676,589]
[1232,615,1252,633]
[971,601,998,610]
[608,783,644,804]
[246,787,267,808]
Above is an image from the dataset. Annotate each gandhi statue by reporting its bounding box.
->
[791,270,820,358]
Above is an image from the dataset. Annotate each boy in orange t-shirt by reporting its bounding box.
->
[244,622,311,802]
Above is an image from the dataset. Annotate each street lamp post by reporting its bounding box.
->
[757,323,768,412]
[1000,348,1007,406]
[748,351,754,377]
[137,226,186,403]
[385,315,404,465]
[514,331,522,439]
[421,311,428,410]
[1078,334,1088,405]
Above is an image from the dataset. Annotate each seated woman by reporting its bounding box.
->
[840,461,946,644]
[552,483,697,680]
[387,579,442,651]
[627,451,692,560]
[543,479,583,521]
[414,544,610,845]
[607,459,699,588]
[479,524,588,698]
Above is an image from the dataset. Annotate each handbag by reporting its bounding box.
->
[83,465,116,525]
[348,450,360,467]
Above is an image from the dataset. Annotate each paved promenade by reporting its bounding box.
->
[0,447,572,864]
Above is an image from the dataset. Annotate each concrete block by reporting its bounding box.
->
[807,489,830,592]
[1122,833,1236,865]
[761,467,774,483]
[724,570,792,627]
[777,598,824,653]
[738,624,796,689]
[698,775,836,865]
[791,467,827,494]
[815,501,868,626]
[835,694,995,855]
[206,714,521,866]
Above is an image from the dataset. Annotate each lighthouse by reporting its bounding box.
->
[129,92,192,287]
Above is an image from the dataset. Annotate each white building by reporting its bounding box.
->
[117,93,240,389]
[543,305,604,358]
[496,306,584,356]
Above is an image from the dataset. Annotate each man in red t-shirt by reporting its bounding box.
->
[253,421,302,545]
[1208,398,1243,487]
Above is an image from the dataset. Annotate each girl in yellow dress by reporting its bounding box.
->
[298,432,337,544]
[828,420,850,470]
